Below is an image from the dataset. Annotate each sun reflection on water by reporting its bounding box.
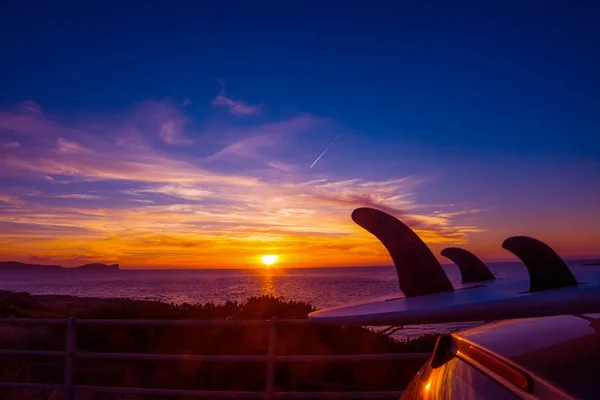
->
[261,273,276,297]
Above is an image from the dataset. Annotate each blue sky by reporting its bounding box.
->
[0,1,598,267]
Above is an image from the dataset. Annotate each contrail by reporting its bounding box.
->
[309,134,341,169]
[309,148,329,169]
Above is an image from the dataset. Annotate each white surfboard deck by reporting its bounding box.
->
[309,268,600,326]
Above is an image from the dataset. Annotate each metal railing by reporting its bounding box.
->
[0,317,431,399]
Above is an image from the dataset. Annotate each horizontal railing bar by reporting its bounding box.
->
[76,352,268,362]
[73,385,404,399]
[276,319,316,325]
[274,391,404,399]
[74,319,272,326]
[0,382,65,390]
[75,318,327,326]
[74,385,266,398]
[0,318,68,325]
[0,382,404,398]
[0,317,406,327]
[74,352,431,362]
[0,318,318,326]
[76,319,318,325]
[0,349,66,357]
[276,353,431,362]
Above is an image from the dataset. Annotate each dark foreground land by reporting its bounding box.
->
[0,290,436,400]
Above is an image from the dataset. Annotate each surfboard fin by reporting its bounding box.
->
[441,247,496,283]
[352,207,454,297]
[502,236,578,292]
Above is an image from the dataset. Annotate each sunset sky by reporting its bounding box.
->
[1,2,599,268]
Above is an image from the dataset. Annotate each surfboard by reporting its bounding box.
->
[309,274,600,325]
[309,207,600,326]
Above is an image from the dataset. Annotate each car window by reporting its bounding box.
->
[400,357,519,399]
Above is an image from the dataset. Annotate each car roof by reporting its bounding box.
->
[454,313,600,399]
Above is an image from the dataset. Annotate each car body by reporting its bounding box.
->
[400,313,600,399]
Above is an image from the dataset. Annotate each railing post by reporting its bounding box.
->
[65,317,76,400]
[265,317,278,400]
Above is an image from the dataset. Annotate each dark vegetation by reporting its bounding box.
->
[0,291,437,399]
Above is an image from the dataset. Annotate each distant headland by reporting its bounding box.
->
[0,261,120,271]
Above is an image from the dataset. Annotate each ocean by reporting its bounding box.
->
[0,261,595,338]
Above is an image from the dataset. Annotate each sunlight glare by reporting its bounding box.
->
[261,254,279,266]
[425,381,431,392]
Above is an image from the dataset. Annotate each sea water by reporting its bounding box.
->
[0,261,594,338]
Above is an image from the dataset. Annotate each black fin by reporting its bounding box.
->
[441,247,496,283]
[352,207,454,297]
[502,236,578,292]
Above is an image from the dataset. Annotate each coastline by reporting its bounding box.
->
[0,261,119,272]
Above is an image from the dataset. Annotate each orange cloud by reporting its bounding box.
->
[0,100,486,268]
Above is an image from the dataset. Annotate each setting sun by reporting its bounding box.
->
[261,255,279,266]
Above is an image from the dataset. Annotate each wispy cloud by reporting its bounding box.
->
[211,80,262,116]
[159,120,194,145]
[57,138,93,154]
[206,115,323,161]
[54,194,102,200]
[208,134,275,160]
[1,122,258,185]
[0,101,76,137]
[2,141,20,149]
[212,95,262,116]
[267,161,296,172]
[126,184,214,201]
[0,99,483,268]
